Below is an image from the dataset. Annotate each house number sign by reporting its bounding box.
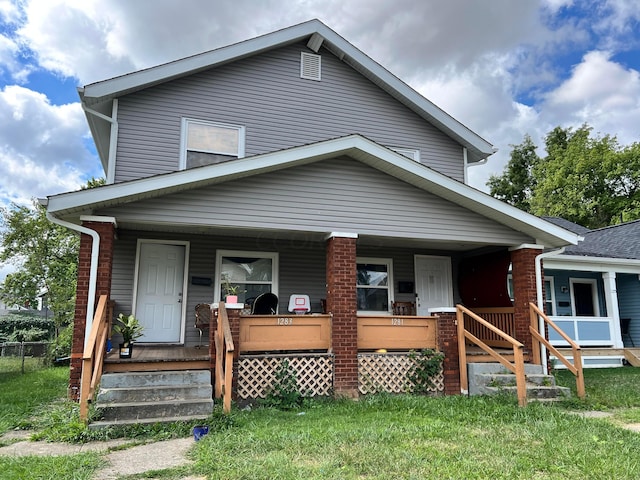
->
[277,317,294,325]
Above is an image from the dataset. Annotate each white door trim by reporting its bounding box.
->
[414,255,453,315]
[132,239,190,344]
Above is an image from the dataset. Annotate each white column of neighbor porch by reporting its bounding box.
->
[603,272,624,348]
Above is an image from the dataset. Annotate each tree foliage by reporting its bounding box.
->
[487,134,539,211]
[0,201,79,328]
[488,124,640,229]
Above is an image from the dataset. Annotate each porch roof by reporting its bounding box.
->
[46,135,580,249]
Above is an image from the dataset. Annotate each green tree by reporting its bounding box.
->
[487,134,539,212]
[488,125,640,229]
[0,201,79,329]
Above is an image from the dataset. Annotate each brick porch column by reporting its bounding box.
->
[432,309,461,396]
[69,218,116,401]
[326,232,358,398]
[510,245,543,359]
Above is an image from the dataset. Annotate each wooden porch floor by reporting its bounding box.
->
[104,345,210,373]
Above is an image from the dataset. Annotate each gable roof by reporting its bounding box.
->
[46,134,579,249]
[79,19,495,171]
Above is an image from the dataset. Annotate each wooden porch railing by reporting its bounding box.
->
[214,302,234,414]
[529,302,585,399]
[79,295,113,422]
[466,307,515,348]
[457,305,528,407]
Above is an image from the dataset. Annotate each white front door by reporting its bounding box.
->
[414,255,453,316]
[134,241,187,343]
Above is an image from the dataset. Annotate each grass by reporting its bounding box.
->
[2,358,640,479]
[0,358,69,436]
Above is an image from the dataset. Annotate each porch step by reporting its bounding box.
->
[90,370,213,429]
[467,363,571,401]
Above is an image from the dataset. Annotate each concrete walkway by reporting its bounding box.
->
[0,430,205,480]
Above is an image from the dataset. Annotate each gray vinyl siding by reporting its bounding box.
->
[114,42,464,183]
[110,231,460,347]
[618,273,640,347]
[100,158,532,246]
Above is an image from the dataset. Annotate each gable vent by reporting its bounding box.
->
[301,52,321,81]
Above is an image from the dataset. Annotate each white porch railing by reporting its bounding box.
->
[548,316,615,347]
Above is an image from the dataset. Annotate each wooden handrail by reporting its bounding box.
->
[529,302,585,398]
[79,295,112,422]
[214,302,234,414]
[457,304,528,407]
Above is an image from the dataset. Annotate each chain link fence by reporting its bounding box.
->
[0,341,51,373]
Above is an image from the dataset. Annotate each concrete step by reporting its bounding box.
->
[483,384,571,400]
[91,369,213,428]
[98,370,211,389]
[89,414,211,429]
[96,399,213,423]
[96,384,212,403]
[467,362,570,400]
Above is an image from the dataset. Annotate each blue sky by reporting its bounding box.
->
[1,0,640,278]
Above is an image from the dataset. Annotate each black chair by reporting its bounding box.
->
[251,292,278,314]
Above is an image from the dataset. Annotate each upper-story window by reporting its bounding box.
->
[180,118,245,169]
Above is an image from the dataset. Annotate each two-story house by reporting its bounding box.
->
[44,20,582,423]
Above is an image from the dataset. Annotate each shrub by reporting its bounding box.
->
[408,348,445,394]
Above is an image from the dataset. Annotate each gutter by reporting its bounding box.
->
[41,199,100,349]
[535,247,566,372]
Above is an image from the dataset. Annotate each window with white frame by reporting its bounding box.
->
[215,251,278,304]
[544,277,556,316]
[357,257,393,313]
[389,146,421,162]
[180,119,245,169]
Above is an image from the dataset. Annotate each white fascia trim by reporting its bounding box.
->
[326,232,358,239]
[47,134,578,247]
[81,20,493,158]
[509,244,545,252]
[79,215,118,226]
[543,255,640,274]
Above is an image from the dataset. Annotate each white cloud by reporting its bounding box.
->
[542,50,640,143]
[0,85,98,206]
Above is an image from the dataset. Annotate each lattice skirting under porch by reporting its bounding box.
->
[237,353,334,400]
[358,352,444,395]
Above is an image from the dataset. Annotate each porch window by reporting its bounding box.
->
[215,251,279,305]
[180,118,245,169]
[544,277,556,316]
[357,257,393,313]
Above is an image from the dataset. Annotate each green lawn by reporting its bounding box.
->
[1,359,640,479]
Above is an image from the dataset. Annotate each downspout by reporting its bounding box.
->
[464,146,496,184]
[535,247,565,372]
[81,99,118,184]
[42,201,100,349]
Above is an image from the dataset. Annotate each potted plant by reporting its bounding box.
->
[222,278,242,304]
[113,313,144,358]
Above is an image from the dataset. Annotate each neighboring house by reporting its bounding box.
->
[542,217,640,368]
[44,20,581,414]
